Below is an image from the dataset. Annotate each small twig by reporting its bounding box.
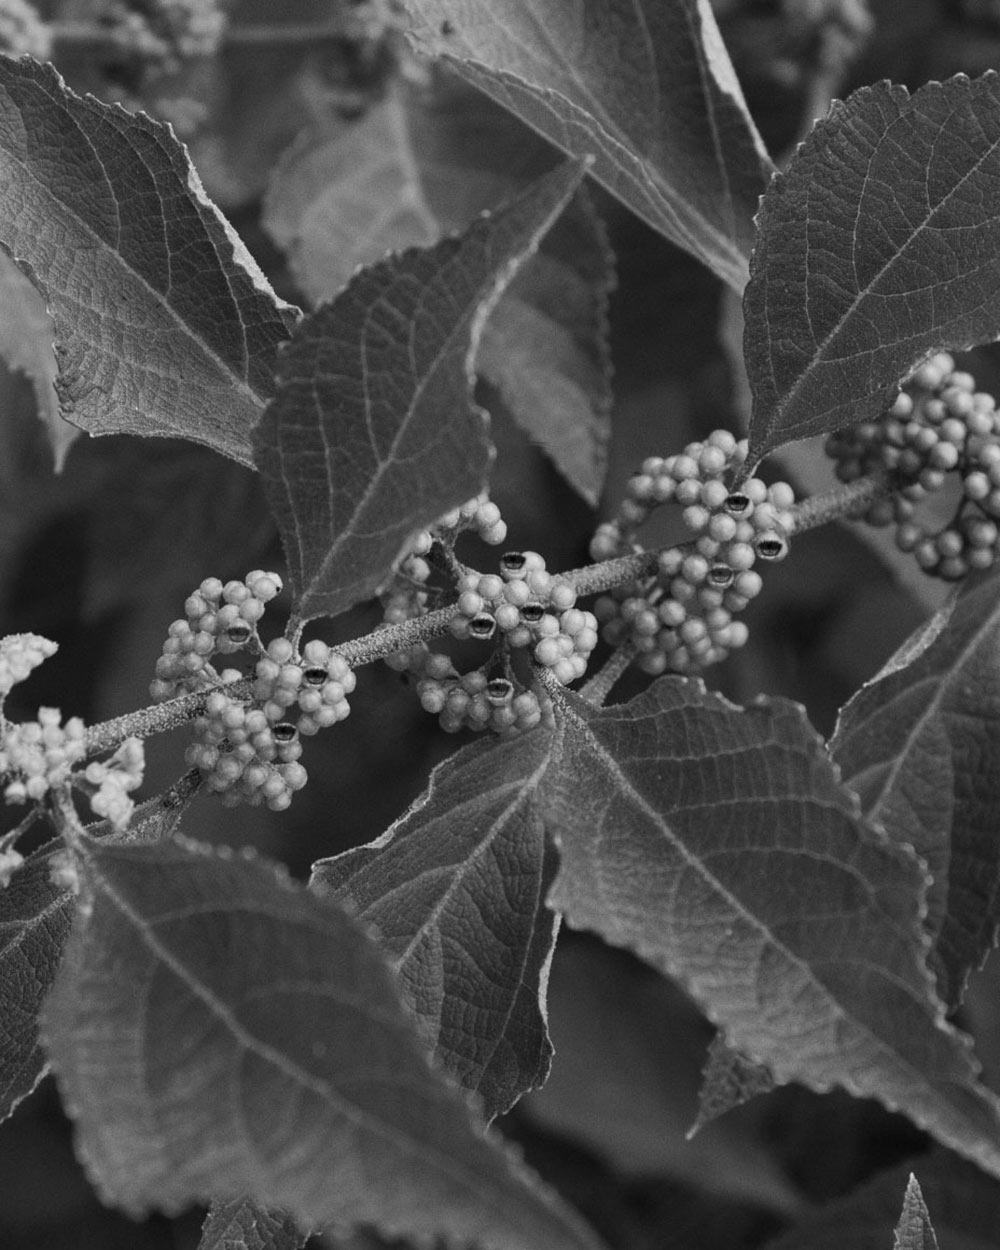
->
[789,474,892,533]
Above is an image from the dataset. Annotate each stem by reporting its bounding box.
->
[579,642,637,706]
[789,473,892,533]
[79,475,888,753]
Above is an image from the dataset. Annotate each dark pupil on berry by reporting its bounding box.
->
[303,667,328,685]
[273,723,298,742]
[724,493,750,515]
[226,623,252,642]
[709,565,735,587]
[756,538,785,559]
[500,553,527,573]
[520,603,545,623]
[469,613,497,638]
[487,678,514,702]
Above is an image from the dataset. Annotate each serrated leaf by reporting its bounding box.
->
[765,1154,999,1250]
[263,82,613,504]
[311,732,559,1122]
[401,0,772,292]
[40,834,604,1250]
[746,74,1000,464]
[0,251,75,471]
[894,1175,939,1250]
[0,840,74,1123]
[199,1196,306,1250]
[254,159,588,621]
[0,58,298,466]
[831,568,1000,1010]
[540,680,1000,1180]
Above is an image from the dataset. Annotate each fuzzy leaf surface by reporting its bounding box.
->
[542,680,1000,1179]
[831,568,1000,1010]
[894,1176,940,1250]
[0,841,74,1122]
[263,84,613,503]
[254,159,587,621]
[402,0,771,291]
[0,58,297,465]
[199,1197,306,1250]
[746,74,1000,463]
[40,835,603,1250]
[311,732,559,1121]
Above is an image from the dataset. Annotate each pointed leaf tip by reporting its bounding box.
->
[254,159,588,621]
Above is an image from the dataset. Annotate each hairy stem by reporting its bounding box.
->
[79,475,889,752]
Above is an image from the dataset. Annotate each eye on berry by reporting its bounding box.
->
[303,666,328,686]
[724,492,752,517]
[272,723,299,744]
[754,534,789,561]
[468,613,497,639]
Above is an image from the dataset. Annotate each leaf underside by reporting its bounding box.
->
[539,680,1000,1179]
[40,834,604,1250]
[401,0,771,291]
[253,158,587,621]
[746,73,1000,464]
[0,57,297,465]
[311,731,560,1122]
[198,1196,306,1250]
[0,841,74,1123]
[263,81,614,504]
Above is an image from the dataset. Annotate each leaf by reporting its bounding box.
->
[894,1175,940,1250]
[830,568,1000,1010]
[199,1196,306,1250]
[311,732,559,1122]
[764,1153,1000,1250]
[690,1034,775,1135]
[401,0,772,292]
[475,190,614,507]
[0,840,74,1123]
[0,251,75,471]
[540,680,1000,1180]
[263,82,614,504]
[0,58,298,466]
[746,74,1000,465]
[40,834,604,1250]
[254,159,588,622]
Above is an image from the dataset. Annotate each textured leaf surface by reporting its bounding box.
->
[263,84,613,503]
[691,1034,775,1134]
[0,252,75,470]
[746,74,1000,464]
[894,1176,940,1250]
[831,568,1000,1010]
[0,58,297,465]
[254,159,587,621]
[41,835,602,1250]
[541,680,1000,1178]
[311,732,559,1122]
[0,841,73,1123]
[402,0,771,291]
[199,1197,305,1250]
[766,1154,998,1250]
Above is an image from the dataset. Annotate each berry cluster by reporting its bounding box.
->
[380,498,583,735]
[0,632,57,702]
[450,552,599,686]
[592,431,796,675]
[150,571,282,703]
[826,353,1000,579]
[0,707,87,805]
[84,738,146,831]
[185,684,308,811]
[252,638,356,736]
[411,653,546,736]
[102,0,226,73]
